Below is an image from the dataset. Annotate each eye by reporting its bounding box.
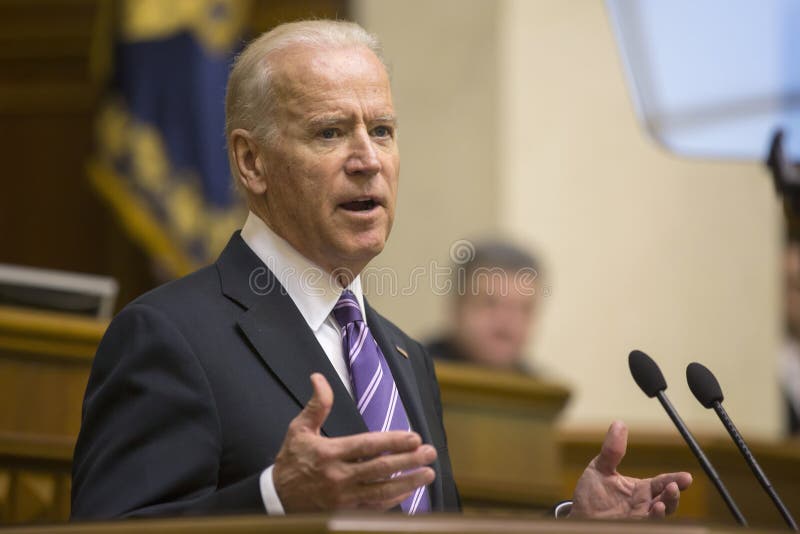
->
[372,125,393,138]
[320,128,340,139]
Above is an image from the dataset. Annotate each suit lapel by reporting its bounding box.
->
[218,234,444,509]
[365,302,445,511]
[218,234,367,438]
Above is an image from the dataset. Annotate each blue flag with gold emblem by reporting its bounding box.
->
[91,0,250,276]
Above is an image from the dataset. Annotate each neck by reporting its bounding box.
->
[249,208,366,287]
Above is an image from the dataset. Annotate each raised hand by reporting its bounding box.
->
[569,421,693,519]
[272,373,437,512]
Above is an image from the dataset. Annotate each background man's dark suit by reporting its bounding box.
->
[71,234,460,518]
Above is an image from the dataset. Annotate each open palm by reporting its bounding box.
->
[569,421,693,519]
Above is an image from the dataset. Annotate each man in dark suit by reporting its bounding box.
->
[72,19,691,520]
[70,229,455,517]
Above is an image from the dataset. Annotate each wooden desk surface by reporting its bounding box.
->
[0,513,776,534]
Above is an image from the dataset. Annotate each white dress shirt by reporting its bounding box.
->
[240,211,366,514]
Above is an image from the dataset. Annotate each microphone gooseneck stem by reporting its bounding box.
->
[656,391,748,526]
[712,401,798,531]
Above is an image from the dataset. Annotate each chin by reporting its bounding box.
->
[351,229,389,255]
[326,240,383,277]
[352,241,386,263]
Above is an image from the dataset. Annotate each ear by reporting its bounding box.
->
[230,128,268,195]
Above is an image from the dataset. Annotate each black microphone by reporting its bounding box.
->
[628,350,747,526]
[687,362,798,531]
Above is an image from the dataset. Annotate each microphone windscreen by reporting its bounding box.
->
[628,350,667,397]
[686,362,724,408]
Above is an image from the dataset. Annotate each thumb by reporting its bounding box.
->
[294,373,334,434]
[594,420,628,475]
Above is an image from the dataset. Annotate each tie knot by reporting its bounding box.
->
[333,290,363,327]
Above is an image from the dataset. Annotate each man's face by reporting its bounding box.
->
[453,271,538,369]
[254,44,399,276]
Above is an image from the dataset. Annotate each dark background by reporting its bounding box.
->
[0,0,347,309]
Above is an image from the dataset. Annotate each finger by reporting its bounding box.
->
[293,373,334,433]
[350,444,437,482]
[653,481,681,516]
[329,430,422,461]
[650,472,693,494]
[593,420,628,475]
[356,466,435,505]
[359,489,415,511]
[648,500,666,519]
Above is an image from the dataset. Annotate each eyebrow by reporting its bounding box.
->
[306,114,398,129]
[372,114,397,125]
[306,115,350,129]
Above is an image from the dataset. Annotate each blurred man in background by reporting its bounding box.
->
[427,240,541,373]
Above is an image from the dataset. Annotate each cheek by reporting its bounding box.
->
[389,153,400,180]
[286,160,331,214]
[383,153,400,195]
[466,309,494,334]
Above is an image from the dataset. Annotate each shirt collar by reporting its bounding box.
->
[240,211,366,331]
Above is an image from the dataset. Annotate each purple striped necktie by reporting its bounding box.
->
[333,290,431,515]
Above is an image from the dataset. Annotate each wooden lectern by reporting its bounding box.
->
[0,306,103,523]
[0,305,572,523]
[434,362,570,510]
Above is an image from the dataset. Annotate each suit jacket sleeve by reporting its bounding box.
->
[417,339,462,511]
[71,303,265,519]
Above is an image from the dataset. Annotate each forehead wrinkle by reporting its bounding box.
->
[269,44,393,120]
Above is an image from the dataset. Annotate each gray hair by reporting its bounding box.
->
[225,20,386,183]
[453,239,541,299]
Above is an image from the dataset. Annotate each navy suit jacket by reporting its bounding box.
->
[71,233,460,518]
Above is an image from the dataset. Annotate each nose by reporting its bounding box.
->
[345,127,381,176]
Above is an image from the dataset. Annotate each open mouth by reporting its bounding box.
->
[340,198,379,212]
